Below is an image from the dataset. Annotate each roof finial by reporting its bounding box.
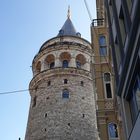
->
[67,5,71,19]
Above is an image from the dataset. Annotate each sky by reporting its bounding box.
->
[0,0,96,139]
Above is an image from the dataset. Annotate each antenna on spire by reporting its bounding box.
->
[67,5,71,19]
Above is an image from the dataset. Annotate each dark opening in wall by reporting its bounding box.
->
[68,123,70,126]
[81,81,84,86]
[64,79,68,84]
[63,60,69,68]
[46,96,50,100]
[106,83,112,98]
[45,113,47,118]
[35,86,38,91]
[32,96,37,107]
[47,81,51,86]
[82,97,85,100]
[50,62,55,69]
[82,114,85,118]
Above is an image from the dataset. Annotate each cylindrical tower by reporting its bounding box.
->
[25,10,98,140]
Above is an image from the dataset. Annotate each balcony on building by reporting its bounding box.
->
[92,18,105,27]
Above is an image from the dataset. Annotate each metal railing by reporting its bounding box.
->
[92,19,104,27]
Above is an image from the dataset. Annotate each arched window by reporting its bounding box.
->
[76,54,86,69]
[108,123,118,139]
[62,89,69,99]
[60,52,71,68]
[104,73,112,98]
[63,60,68,68]
[104,73,111,82]
[76,61,81,68]
[45,54,55,69]
[50,62,55,69]
[99,35,107,56]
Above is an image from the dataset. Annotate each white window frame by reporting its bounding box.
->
[108,122,119,140]
[103,72,113,99]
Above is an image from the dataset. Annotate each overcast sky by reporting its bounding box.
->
[0,0,96,139]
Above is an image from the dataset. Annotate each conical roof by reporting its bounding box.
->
[57,7,81,37]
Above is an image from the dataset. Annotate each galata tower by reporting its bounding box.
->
[25,8,99,140]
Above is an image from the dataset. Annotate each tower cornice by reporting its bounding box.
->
[29,67,92,90]
[39,36,91,53]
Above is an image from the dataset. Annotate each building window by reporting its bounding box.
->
[99,36,107,56]
[76,54,86,69]
[60,52,71,68]
[81,81,84,86]
[32,96,37,107]
[99,36,106,46]
[63,60,68,68]
[104,73,112,98]
[100,46,107,56]
[45,113,47,118]
[48,81,51,86]
[68,123,70,126]
[76,61,81,68]
[62,89,69,99]
[82,114,85,118]
[46,96,50,100]
[129,76,140,123]
[50,62,55,69]
[64,79,68,84]
[108,123,118,139]
[106,83,112,98]
[45,54,55,69]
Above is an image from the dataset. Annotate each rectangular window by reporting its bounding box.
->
[100,46,107,56]
[99,36,107,56]
[106,83,112,98]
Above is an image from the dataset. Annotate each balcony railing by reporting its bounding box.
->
[92,18,104,27]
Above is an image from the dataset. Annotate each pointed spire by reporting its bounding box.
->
[67,5,71,19]
[57,6,81,37]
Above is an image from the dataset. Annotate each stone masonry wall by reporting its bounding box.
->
[25,71,98,140]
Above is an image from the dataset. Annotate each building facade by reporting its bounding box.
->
[90,0,124,139]
[105,0,140,139]
[25,10,99,140]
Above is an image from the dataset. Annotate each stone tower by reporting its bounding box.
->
[25,8,98,140]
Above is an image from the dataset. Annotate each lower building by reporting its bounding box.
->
[91,18,124,140]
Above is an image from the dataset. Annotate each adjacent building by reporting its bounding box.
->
[105,0,140,139]
[90,0,124,139]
